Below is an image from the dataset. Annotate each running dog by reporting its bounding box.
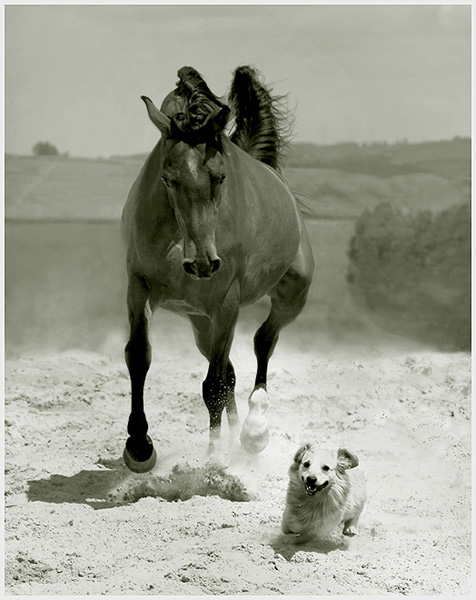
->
[281,443,367,540]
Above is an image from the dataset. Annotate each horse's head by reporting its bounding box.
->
[142,68,230,280]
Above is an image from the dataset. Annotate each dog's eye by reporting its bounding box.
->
[322,465,330,472]
[302,461,311,469]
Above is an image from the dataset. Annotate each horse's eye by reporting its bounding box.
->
[161,177,173,188]
[302,461,311,469]
[219,173,226,184]
[175,112,186,122]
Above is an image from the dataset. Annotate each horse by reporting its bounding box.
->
[121,66,314,472]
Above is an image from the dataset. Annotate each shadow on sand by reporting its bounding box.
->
[27,456,256,509]
[269,531,350,560]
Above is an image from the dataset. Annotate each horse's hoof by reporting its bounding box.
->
[240,419,269,454]
[123,446,157,473]
[123,436,157,473]
[240,386,270,453]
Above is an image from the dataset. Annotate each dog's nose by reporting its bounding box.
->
[306,476,317,488]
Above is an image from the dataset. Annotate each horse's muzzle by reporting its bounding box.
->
[183,256,221,279]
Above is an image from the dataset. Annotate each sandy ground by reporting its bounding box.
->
[4,331,471,595]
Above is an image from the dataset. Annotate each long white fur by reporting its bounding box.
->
[281,443,367,540]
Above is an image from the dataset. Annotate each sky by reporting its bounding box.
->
[4,2,472,158]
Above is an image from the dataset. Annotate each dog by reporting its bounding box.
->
[281,443,367,541]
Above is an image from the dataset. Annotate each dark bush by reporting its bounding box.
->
[348,201,470,350]
[32,141,59,156]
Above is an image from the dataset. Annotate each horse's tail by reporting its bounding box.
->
[228,66,292,171]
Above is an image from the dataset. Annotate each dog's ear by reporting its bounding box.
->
[290,443,312,470]
[337,448,359,470]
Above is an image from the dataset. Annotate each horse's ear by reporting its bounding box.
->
[141,96,171,135]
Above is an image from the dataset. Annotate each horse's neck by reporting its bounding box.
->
[221,135,242,162]
[134,140,175,216]
[141,140,165,191]
[222,135,276,173]
[126,139,176,235]
[221,136,259,181]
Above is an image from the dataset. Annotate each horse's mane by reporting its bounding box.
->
[228,66,292,171]
[170,67,229,142]
[168,66,292,163]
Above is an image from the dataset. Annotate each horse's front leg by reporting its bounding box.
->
[189,314,240,452]
[123,273,157,473]
[202,298,239,456]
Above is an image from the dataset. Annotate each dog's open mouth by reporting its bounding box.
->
[305,481,329,495]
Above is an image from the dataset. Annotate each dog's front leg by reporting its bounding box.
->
[342,517,360,537]
[281,507,295,534]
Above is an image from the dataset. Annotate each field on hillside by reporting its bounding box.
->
[285,167,467,219]
[5,154,140,220]
[6,219,366,357]
[286,137,471,181]
[4,147,471,595]
[5,142,469,221]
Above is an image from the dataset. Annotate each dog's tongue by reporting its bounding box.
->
[306,481,328,494]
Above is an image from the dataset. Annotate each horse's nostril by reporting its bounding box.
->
[211,258,221,273]
[183,260,197,276]
[183,257,220,278]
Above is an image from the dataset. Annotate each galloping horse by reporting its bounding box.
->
[121,66,314,472]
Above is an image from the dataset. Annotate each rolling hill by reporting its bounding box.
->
[5,138,470,221]
[285,137,470,180]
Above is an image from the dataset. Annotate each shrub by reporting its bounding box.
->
[32,141,59,156]
[347,201,470,350]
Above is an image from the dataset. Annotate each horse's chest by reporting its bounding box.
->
[143,243,218,316]
[137,238,184,279]
[160,298,207,316]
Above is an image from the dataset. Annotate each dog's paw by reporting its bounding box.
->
[291,532,312,545]
[281,521,292,535]
[343,525,359,537]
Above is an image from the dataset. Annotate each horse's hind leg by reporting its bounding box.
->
[123,273,157,473]
[241,240,314,453]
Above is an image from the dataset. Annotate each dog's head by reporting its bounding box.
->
[290,443,359,496]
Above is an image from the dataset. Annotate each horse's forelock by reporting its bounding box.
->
[176,67,220,105]
[167,66,228,142]
[160,92,187,118]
